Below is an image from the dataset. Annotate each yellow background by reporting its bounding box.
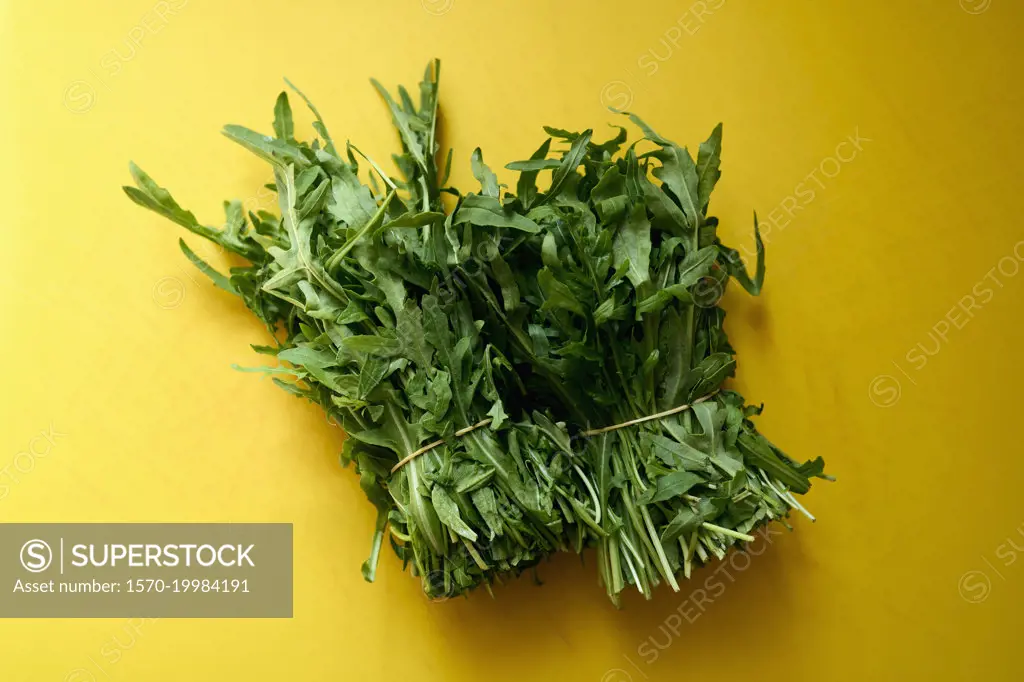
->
[2,0,1023,679]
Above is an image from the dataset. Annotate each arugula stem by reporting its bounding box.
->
[463,538,489,570]
[325,190,397,272]
[619,545,644,595]
[605,337,644,418]
[618,432,648,491]
[605,536,623,597]
[619,488,666,586]
[640,504,680,592]
[572,463,602,525]
[680,536,692,579]
[686,531,699,572]
[701,522,755,543]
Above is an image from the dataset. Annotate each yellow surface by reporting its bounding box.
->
[2,0,1023,680]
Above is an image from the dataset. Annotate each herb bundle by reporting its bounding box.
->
[124,60,828,604]
[449,117,830,603]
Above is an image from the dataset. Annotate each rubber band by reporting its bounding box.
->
[390,418,492,473]
[580,391,718,437]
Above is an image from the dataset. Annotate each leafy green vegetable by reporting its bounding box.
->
[124,61,601,600]
[124,60,828,605]
[452,109,830,604]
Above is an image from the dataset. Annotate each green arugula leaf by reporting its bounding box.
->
[539,130,592,205]
[612,204,652,289]
[432,485,478,542]
[471,148,500,198]
[695,123,723,211]
[273,92,294,141]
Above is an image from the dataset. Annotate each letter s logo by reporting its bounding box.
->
[20,539,53,573]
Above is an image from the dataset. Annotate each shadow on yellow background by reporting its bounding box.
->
[2,0,1023,680]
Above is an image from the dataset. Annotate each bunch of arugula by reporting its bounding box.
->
[123,60,828,604]
[449,116,830,603]
[124,62,603,599]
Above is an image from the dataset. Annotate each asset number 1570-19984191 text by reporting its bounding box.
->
[127,578,249,593]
